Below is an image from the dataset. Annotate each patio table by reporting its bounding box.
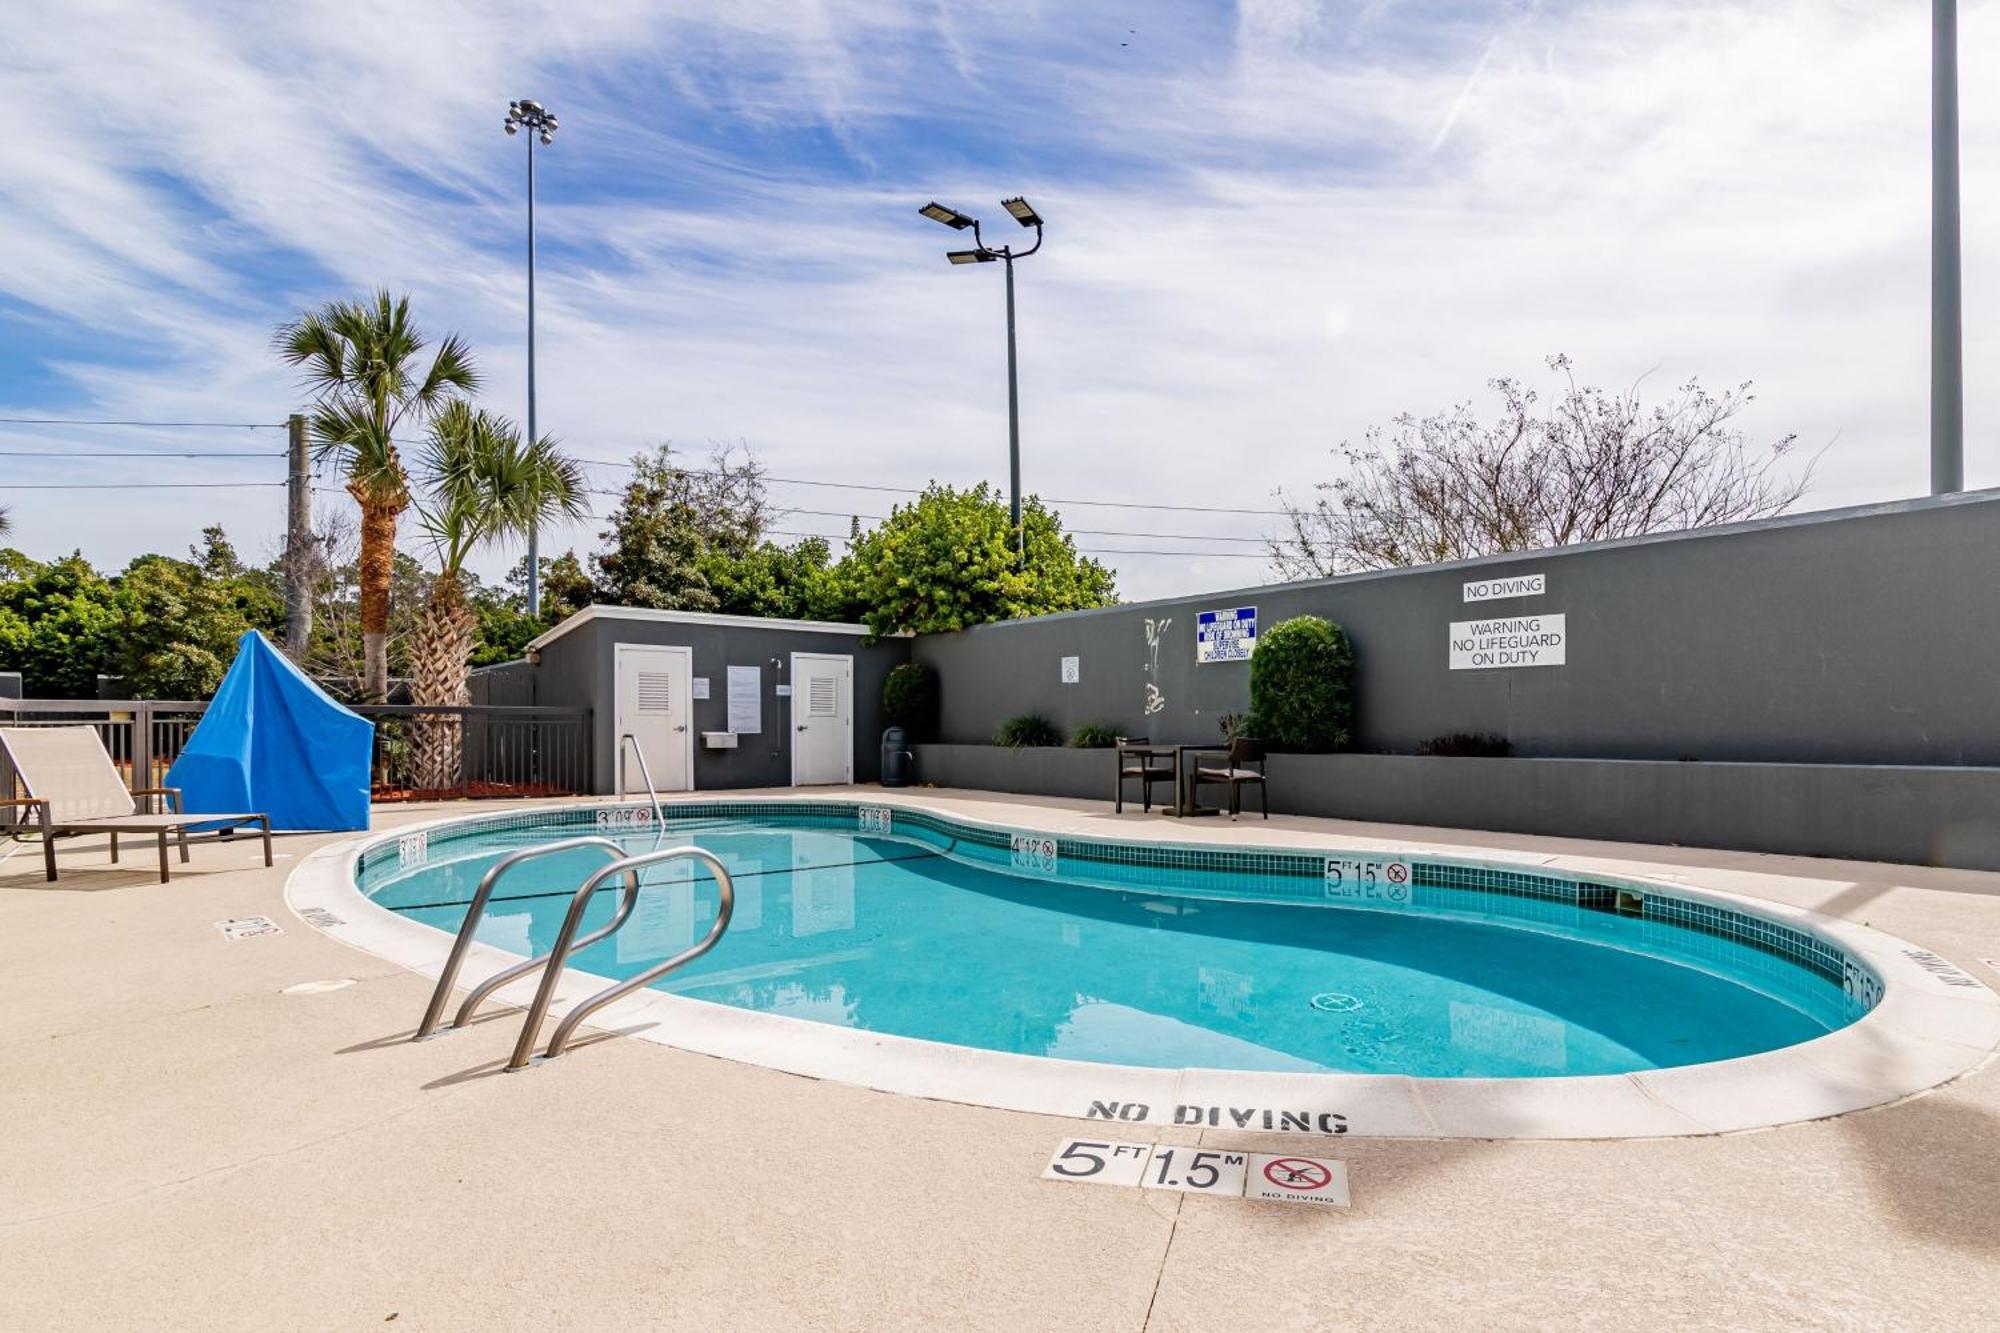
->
[1143,744,1231,818]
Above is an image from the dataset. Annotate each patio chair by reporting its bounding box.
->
[0,726,272,884]
[1114,736,1175,813]
[1190,738,1269,821]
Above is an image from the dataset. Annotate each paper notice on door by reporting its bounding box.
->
[727,665,762,734]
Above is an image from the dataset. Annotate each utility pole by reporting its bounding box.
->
[283,413,313,659]
[1932,0,1963,495]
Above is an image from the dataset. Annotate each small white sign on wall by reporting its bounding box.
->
[726,665,762,733]
[691,676,710,700]
[1463,572,1546,603]
[1060,656,1080,684]
[1449,614,1566,670]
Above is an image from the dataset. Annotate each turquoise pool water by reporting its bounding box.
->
[363,816,1857,1078]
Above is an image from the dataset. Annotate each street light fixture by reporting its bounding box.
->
[1000,196,1042,227]
[920,196,1046,559]
[920,201,978,230]
[503,98,558,617]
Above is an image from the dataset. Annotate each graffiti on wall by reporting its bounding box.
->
[1143,617,1172,715]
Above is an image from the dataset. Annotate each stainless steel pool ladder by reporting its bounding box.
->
[412,840,735,1073]
[617,732,666,827]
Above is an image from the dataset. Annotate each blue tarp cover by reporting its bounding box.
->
[165,631,373,831]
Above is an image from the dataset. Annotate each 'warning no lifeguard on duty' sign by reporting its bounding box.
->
[1449,614,1567,670]
[1196,606,1257,663]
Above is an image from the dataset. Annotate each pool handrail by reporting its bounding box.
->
[411,836,635,1041]
[616,732,666,828]
[506,844,736,1071]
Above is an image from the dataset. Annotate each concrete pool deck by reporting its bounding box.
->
[4,788,1998,1330]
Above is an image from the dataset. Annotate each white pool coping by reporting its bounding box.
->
[284,795,2000,1141]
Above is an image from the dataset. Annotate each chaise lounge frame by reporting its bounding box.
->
[0,726,272,884]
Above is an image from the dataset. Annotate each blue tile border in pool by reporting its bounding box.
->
[353,798,1875,1011]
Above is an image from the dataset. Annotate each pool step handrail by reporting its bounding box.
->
[413,836,636,1041]
[616,732,666,828]
[506,844,736,1072]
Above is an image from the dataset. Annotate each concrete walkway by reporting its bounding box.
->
[3,794,1997,1331]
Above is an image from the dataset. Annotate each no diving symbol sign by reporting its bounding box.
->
[1263,1158,1331,1191]
[1247,1153,1350,1208]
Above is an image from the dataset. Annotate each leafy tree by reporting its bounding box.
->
[701,537,858,622]
[1269,355,1812,577]
[405,402,586,788]
[193,526,285,640]
[276,290,478,701]
[0,554,122,698]
[592,443,770,610]
[113,554,260,699]
[1247,615,1355,752]
[838,482,1116,636]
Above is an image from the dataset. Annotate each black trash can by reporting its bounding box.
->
[880,726,913,788]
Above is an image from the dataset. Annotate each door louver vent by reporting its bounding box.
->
[808,676,837,717]
[637,671,674,714]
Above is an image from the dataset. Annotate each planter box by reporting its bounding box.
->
[912,743,1113,802]
[911,744,2000,871]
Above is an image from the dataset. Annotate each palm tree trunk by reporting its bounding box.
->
[408,570,478,792]
[356,499,401,703]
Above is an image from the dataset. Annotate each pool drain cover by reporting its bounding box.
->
[1310,992,1362,1013]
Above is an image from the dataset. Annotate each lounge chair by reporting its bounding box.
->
[0,726,272,883]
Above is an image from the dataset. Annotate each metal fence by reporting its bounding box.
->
[0,699,591,800]
[355,705,592,799]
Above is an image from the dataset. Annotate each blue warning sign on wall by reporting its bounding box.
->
[1195,606,1257,664]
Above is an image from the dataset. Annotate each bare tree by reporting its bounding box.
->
[1269,356,1814,578]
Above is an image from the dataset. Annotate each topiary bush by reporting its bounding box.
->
[994,713,1062,750]
[1247,615,1355,752]
[1069,723,1118,749]
[881,662,939,740]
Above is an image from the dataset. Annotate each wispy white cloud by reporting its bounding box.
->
[1,0,1997,601]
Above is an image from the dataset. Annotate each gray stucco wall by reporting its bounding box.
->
[526,612,909,793]
[913,744,2000,870]
[911,490,2000,766]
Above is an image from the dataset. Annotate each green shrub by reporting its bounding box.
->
[1069,723,1118,749]
[1417,732,1511,757]
[995,713,1062,750]
[881,662,939,740]
[1247,615,1355,752]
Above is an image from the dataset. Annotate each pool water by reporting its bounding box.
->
[365,821,1854,1078]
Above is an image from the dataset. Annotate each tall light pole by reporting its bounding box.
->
[505,98,558,614]
[920,196,1045,558]
[1932,0,1963,495]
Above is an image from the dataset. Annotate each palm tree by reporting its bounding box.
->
[406,401,585,790]
[0,507,10,538]
[275,291,478,702]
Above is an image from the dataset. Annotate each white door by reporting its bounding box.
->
[790,652,853,786]
[614,644,693,793]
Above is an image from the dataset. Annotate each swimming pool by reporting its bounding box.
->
[355,801,1872,1080]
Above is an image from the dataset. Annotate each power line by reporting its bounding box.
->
[0,450,282,459]
[0,417,280,429]
[0,481,287,490]
[776,505,1272,544]
[570,454,1289,517]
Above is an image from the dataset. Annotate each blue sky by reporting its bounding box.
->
[2,0,1996,599]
